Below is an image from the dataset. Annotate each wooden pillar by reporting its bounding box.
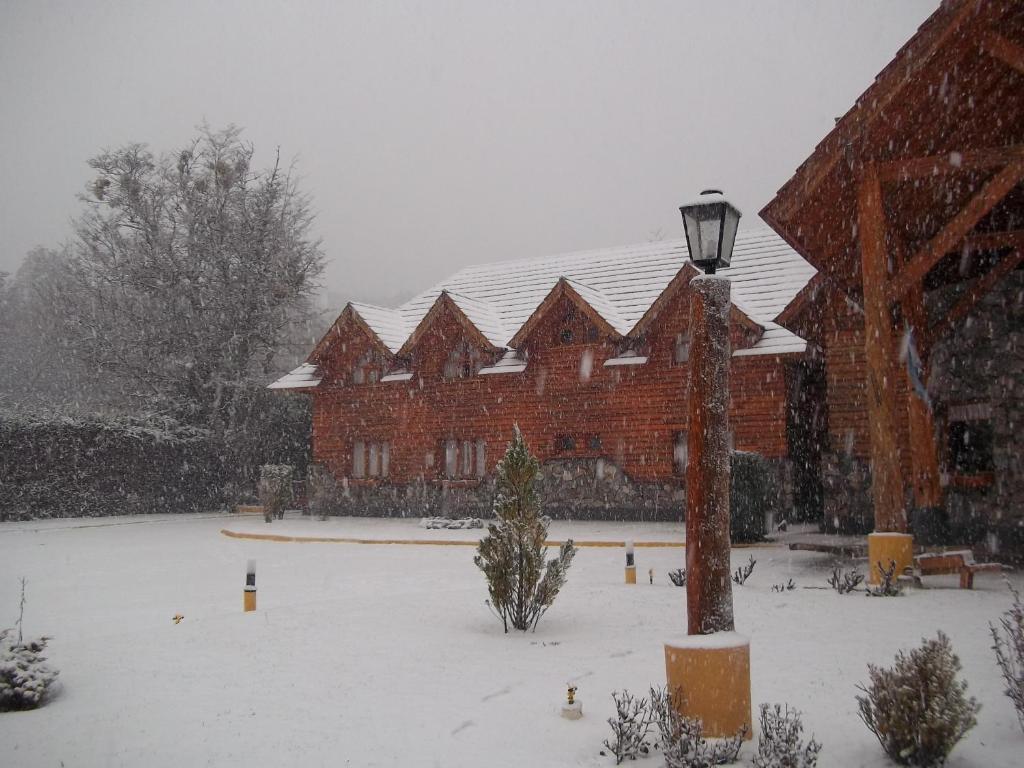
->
[902,286,943,510]
[857,164,906,532]
[685,275,734,635]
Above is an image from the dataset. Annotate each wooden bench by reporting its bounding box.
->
[913,550,1003,589]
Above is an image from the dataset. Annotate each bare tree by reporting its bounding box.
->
[59,125,324,434]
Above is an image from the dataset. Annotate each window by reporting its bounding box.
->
[673,332,690,365]
[353,440,365,478]
[367,369,379,384]
[587,434,602,452]
[475,440,486,478]
[368,442,380,477]
[555,434,575,452]
[673,432,688,475]
[586,326,599,343]
[948,419,994,474]
[353,440,390,478]
[560,328,574,345]
[444,439,458,477]
[352,367,365,385]
[444,342,481,380]
[440,438,486,479]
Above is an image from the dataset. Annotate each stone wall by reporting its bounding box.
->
[928,270,1024,550]
[318,454,790,527]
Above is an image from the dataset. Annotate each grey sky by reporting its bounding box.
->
[1,0,936,307]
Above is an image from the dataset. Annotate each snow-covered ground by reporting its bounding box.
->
[1,513,1021,767]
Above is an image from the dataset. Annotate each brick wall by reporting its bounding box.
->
[307,284,797,518]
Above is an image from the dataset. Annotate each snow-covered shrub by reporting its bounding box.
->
[732,556,756,586]
[421,517,484,530]
[730,451,776,543]
[259,464,293,523]
[0,629,58,711]
[603,689,653,763]
[752,703,821,768]
[827,566,864,594]
[474,426,576,632]
[770,580,795,593]
[650,686,744,768]
[865,560,902,597]
[668,569,687,587]
[307,464,339,521]
[856,631,979,766]
[990,579,1024,733]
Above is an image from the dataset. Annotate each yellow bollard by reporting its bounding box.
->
[664,633,752,739]
[244,559,257,612]
[867,532,914,585]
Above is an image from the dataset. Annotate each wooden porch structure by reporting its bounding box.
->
[762,0,1024,574]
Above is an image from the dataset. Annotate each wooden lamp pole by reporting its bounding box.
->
[664,190,750,739]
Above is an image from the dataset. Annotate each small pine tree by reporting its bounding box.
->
[474,426,576,632]
[856,631,979,767]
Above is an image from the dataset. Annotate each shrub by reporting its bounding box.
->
[307,464,339,521]
[732,556,756,586]
[730,451,777,543]
[865,560,902,597]
[650,686,744,768]
[856,632,979,766]
[0,630,59,711]
[668,569,687,587]
[474,426,576,632]
[752,703,821,768]
[826,566,864,594]
[603,689,653,763]
[990,579,1024,733]
[259,464,293,523]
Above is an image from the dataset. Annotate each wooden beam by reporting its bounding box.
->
[927,248,1024,345]
[888,159,1024,302]
[858,164,906,533]
[900,281,943,510]
[961,228,1024,253]
[878,145,1024,182]
[983,32,1024,76]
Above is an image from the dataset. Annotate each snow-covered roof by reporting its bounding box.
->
[604,350,649,367]
[280,227,816,391]
[349,302,411,355]
[445,291,509,349]
[401,227,814,356]
[268,363,322,390]
[478,349,529,376]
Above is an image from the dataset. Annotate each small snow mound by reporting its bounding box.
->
[420,517,484,530]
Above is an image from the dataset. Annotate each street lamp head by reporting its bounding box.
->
[679,189,742,274]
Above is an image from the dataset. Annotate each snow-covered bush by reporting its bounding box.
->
[259,464,293,523]
[990,580,1024,733]
[603,689,653,763]
[307,464,339,521]
[0,629,58,711]
[650,686,744,768]
[668,569,687,587]
[752,703,821,768]
[856,631,979,766]
[826,566,864,594]
[732,556,756,586]
[421,517,484,530]
[865,560,902,597]
[474,426,576,632]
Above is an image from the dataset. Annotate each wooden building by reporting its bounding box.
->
[763,0,1024,561]
[271,230,817,520]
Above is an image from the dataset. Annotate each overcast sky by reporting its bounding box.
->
[1,0,936,307]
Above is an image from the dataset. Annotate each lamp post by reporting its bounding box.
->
[663,189,751,740]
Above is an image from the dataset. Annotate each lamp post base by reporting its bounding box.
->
[625,565,636,584]
[867,532,913,584]
[664,633,751,739]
